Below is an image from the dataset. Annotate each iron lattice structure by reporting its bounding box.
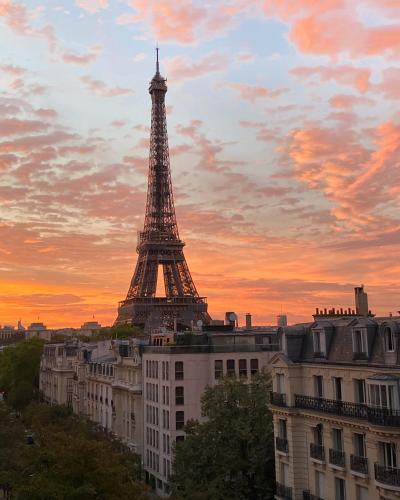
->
[115,52,211,330]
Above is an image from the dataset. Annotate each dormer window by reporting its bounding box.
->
[352,329,368,359]
[384,327,395,352]
[312,329,326,357]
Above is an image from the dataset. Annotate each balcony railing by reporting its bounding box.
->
[368,406,400,427]
[276,482,292,500]
[350,454,368,475]
[310,443,325,461]
[374,463,400,488]
[295,394,368,419]
[270,392,287,407]
[329,448,345,468]
[276,436,289,454]
[353,352,368,360]
[294,394,400,427]
[303,491,323,500]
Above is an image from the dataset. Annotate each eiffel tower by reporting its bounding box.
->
[115,50,211,331]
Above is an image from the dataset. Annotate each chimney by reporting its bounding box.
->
[245,313,252,329]
[355,285,368,316]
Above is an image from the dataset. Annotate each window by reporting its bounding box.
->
[175,386,184,405]
[354,379,366,404]
[356,485,368,500]
[176,411,185,430]
[239,359,247,378]
[313,424,323,446]
[369,383,395,409]
[354,433,366,457]
[314,375,324,398]
[379,441,397,468]
[335,477,346,500]
[276,373,285,394]
[175,361,184,380]
[279,419,287,439]
[227,359,235,377]
[315,471,325,499]
[214,360,223,379]
[281,462,289,487]
[384,327,395,352]
[352,329,368,356]
[313,330,326,355]
[250,359,259,375]
[333,377,342,401]
[176,435,185,443]
[332,428,343,451]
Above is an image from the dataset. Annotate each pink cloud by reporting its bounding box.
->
[291,65,371,92]
[62,46,102,65]
[227,83,287,103]
[374,67,400,100]
[329,94,374,108]
[0,118,49,136]
[80,76,132,97]
[164,53,230,84]
[75,0,108,14]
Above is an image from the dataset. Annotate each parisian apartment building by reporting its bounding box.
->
[270,287,400,500]
[39,325,279,496]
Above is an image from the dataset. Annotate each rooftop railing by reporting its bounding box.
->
[144,344,279,354]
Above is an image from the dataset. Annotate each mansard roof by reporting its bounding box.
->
[283,315,400,366]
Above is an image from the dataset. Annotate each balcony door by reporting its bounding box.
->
[379,442,397,468]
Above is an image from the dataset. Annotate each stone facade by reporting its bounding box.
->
[270,313,400,500]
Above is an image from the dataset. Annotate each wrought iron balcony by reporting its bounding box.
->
[303,491,323,500]
[275,436,289,454]
[310,443,325,461]
[368,406,400,427]
[276,482,292,500]
[374,463,400,488]
[295,394,368,419]
[270,391,287,407]
[329,448,345,468]
[353,351,368,360]
[350,454,368,475]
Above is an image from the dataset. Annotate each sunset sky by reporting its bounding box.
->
[0,0,399,328]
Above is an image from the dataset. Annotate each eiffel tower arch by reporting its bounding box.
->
[115,50,211,331]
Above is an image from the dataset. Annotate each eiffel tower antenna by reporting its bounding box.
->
[115,49,211,331]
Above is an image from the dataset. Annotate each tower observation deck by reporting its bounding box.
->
[115,50,211,331]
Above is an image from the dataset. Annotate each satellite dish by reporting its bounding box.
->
[229,313,237,322]
[197,320,203,327]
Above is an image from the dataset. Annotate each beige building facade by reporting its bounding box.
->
[142,330,279,496]
[270,309,400,500]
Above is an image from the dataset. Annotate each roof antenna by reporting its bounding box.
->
[156,43,160,74]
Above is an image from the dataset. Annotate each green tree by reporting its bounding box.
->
[0,403,148,499]
[0,338,44,410]
[170,372,275,500]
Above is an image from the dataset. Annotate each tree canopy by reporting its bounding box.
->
[170,372,275,500]
[0,338,44,410]
[0,403,148,500]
